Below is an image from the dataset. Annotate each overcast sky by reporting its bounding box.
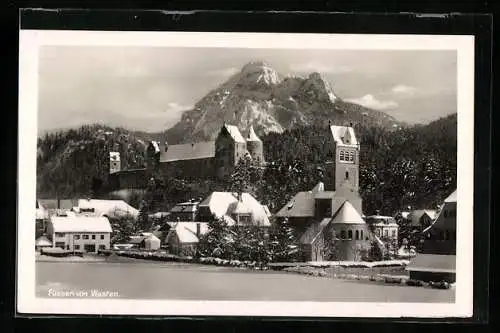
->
[38,46,457,134]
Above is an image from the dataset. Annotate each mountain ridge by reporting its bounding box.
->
[162,61,402,144]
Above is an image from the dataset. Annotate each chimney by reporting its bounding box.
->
[196,223,201,238]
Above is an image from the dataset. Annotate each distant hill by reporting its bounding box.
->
[161,61,402,144]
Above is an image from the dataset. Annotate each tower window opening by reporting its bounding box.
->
[349,151,354,162]
[345,171,349,180]
[339,151,345,161]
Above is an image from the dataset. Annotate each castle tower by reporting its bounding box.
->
[146,141,161,176]
[325,123,360,194]
[215,123,246,179]
[109,152,121,174]
[245,125,264,165]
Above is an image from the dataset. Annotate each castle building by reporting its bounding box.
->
[108,124,265,189]
[276,123,376,262]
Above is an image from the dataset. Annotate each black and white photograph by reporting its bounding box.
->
[17,29,475,317]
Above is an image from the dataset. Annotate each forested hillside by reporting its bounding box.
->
[36,114,456,216]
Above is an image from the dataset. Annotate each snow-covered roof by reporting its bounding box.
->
[331,201,365,224]
[330,125,358,146]
[150,141,160,153]
[109,152,120,161]
[50,216,112,233]
[159,141,215,162]
[35,235,52,247]
[444,190,457,203]
[77,199,139,218]
[223,124,246,143]
[246,125,261,142]
[167,222,209,244]
[199,192,270,227]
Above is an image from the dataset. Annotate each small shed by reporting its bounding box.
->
[142,233,161,250]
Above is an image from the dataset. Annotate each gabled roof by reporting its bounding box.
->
[330,125,358,146]
[246,125,261,142]
[407,209,437,226]
[276,182,346,218]
[223,124,246,143]
[444,190,457,203]
[406,253,456,273]
[166,222,209,244]
[50,216,112,233]
[169,201,199,213]
[35,235,52,247]
[159,141,215,162]
[77,199,139,218]
[199,192,270,227]
[331,201,365,224]
[276,191,315,217]
[299,218,331,244]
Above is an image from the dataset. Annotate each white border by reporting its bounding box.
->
[18,30,475,317]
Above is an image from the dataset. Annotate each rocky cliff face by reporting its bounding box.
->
[165,61,400,144]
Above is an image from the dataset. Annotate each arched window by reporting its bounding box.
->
[348,230,353,239]
[360,230,364,240]
[345,171,349,180]
[349,151,354,162]
[355,230,359,240]
[339,151,345,161]
[340,230,346,239]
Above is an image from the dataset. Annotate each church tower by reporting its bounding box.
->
[324,123,360,194]
[109,152,121,174]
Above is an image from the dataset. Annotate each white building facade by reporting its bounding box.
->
[47,216,112,253]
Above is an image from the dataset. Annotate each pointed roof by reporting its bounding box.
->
[444,190,457,203]
[246,125,261,142]
[331,201,365,224]
[330,125,358,146]
[223,124,246,143]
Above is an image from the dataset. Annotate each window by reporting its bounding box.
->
[444,210,448,218]
[340,230,346,239]
[99,245,106,250]
[91,235,96,240]
[339,151,345,161]
[384,229,389,237]
[74,235,80,240]
[55,232,65,238]
[349,151,354,162]
[348,230,353,239]
[74,245,80,250]
[82,235,89,240]
[355,230,359,240]
[360,230,364,240]
[100,235,105,240]
[392,230,396,238]
[445,230,450,240]
[55,242,65,249]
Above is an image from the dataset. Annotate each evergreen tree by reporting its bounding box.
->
[269,217,300,262]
